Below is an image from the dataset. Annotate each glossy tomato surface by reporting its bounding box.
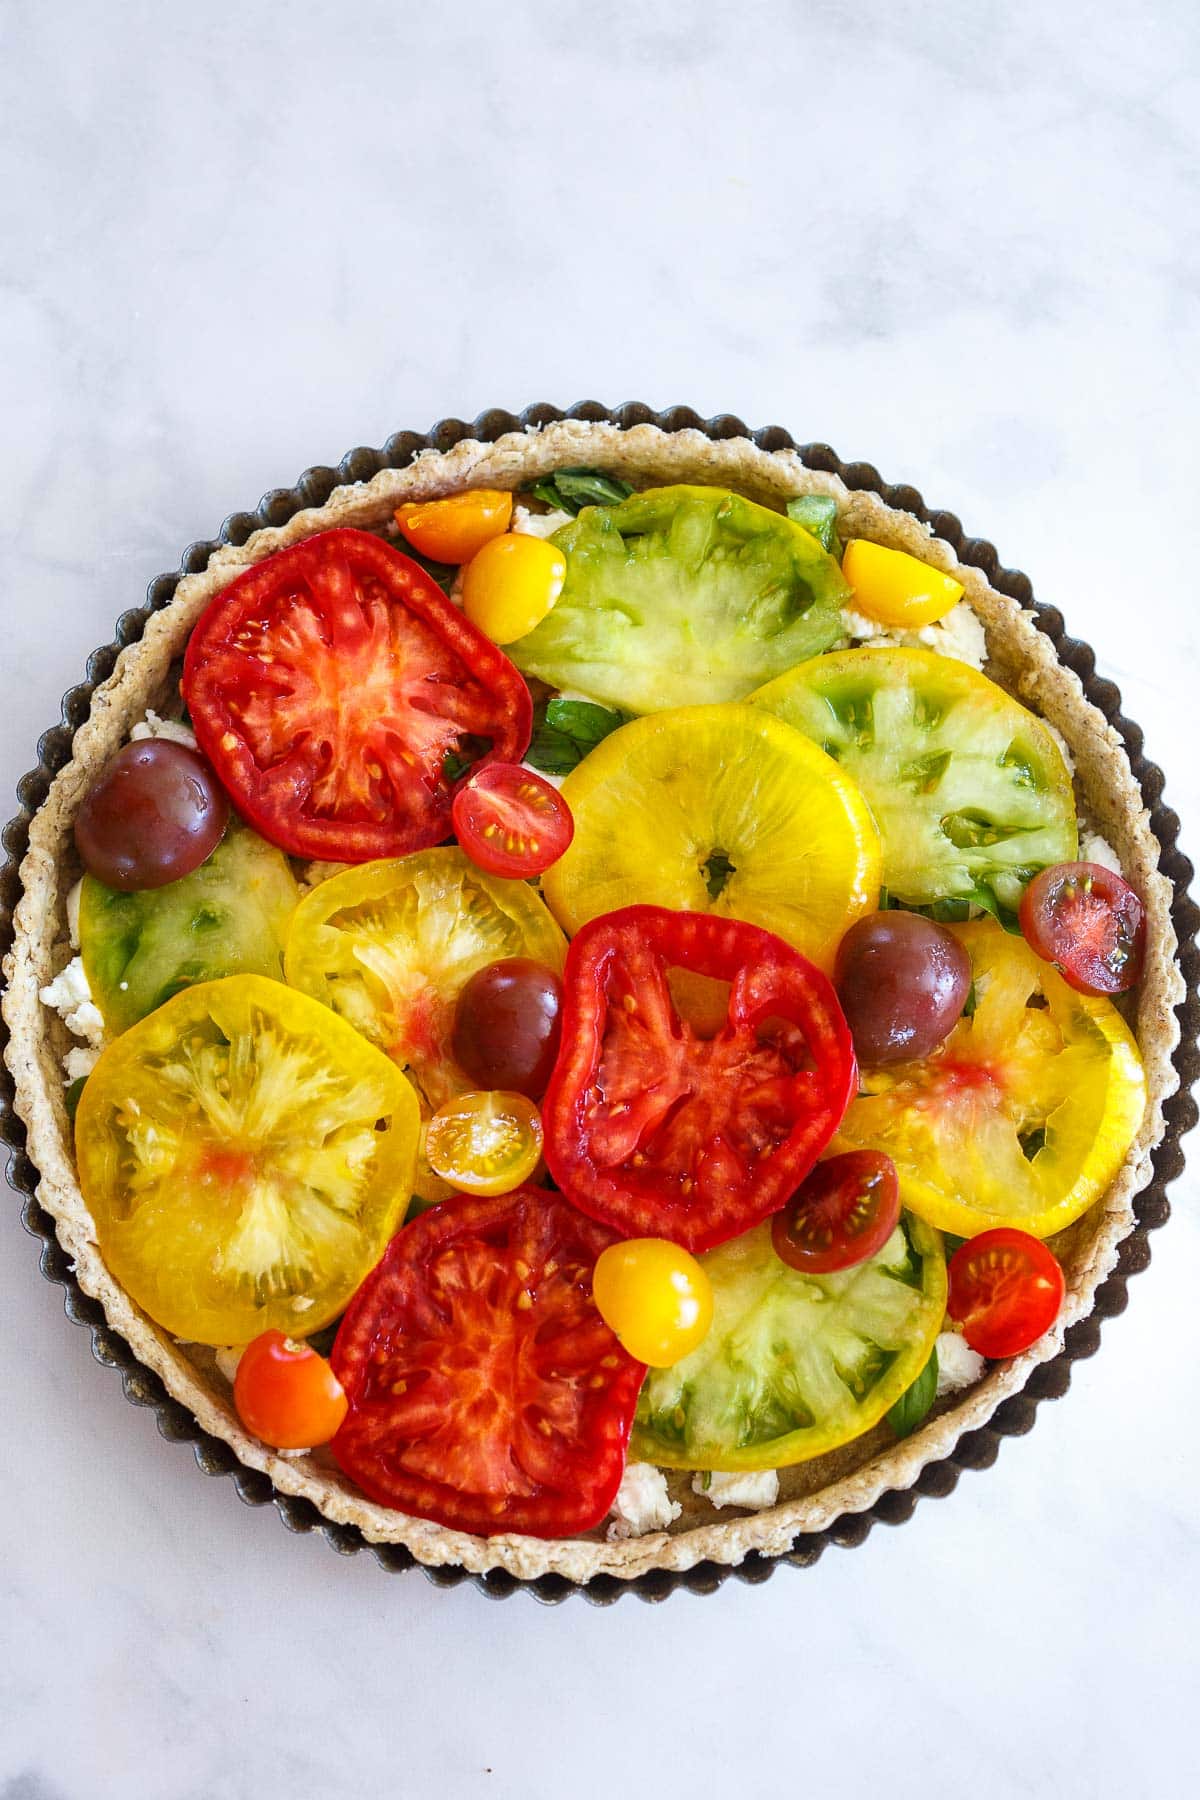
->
[330,1187,644,1537]
[182,528,532,862]
[541,905,858,1252]
[451,957,562,1098]
[946,1228,1065,1357]
[452,763,573,879]
[74,739,229,891]
[233,1330,347,1449]
[1019,860,1146,995]
[771,1150,901,1274]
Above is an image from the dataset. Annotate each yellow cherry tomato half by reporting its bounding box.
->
[394,489,513,563]
[462,533,567,645]
[592,1238,714,1368]
[424,1089,544,1195]
[842,539,964,628]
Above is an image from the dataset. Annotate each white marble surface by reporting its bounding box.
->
[3,3,1199,1796]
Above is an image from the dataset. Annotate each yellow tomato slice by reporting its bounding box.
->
[540,704,881,970]
[75,975,420,1345]
[284,849,566,1201]
[424,1090,543,1196]
[835,920,1147,1239]
[843,539,964,627]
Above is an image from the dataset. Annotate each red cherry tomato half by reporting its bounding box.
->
[182,528,532,863]
[771,1150,901,1274]
[330,1187,644,1537]
[452,763,574,879]
[233,1330,348,1449]
[1018,861,1145,996]
[946,1228,1065,1358]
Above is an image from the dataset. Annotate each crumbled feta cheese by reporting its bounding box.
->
[40,956,106,1048]
[1043,722,1076,778]
[63,1045,100,1083]
[66,878,83,950]
[935,1330,986,1397]
[838,600,986,671]
[512,504,573,539]
[130,707,198,750]
[606,1462,682,1540]
[1080,830,1123,875]
[693,1468,780,1511]
[214,1346,244,1384]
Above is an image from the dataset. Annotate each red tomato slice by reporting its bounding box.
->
[946,1227,1065,1358]
[182,528,532,862]
[1018,861,1145,996]
[452,763,574,878]
[330,1187,644,1537]
[770,1150,900,1274]
[541,905,858,1252]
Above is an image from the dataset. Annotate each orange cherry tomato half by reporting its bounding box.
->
[424,1089,544,1196]
[946,1228,1065,1358]
[233,1330,349,1449]
[394,489,513,564]
[452,763,574,879]
[771,1150,901,1274]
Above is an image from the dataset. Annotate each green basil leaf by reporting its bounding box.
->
[395,541,458,595]
[64,1075,88,1122]
[524,467,634,517]
[887,1346,939,1438]
[442,734,492,784]
[941,1234,968,1258]
[525,698,628,774]
[786,494,839,553]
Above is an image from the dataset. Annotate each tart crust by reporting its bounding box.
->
[3,421,1185,1583]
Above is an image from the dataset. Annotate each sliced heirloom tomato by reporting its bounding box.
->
[508,485,850,713]
[75,975,421,1344]
[836,920,1146,1240]
[541,906,858,1253]
[182,528,532,863]
[541,704,880,972]
[633,1214,946,1470]
[452,763,574,879]
[80,822,300,1034]
[750,646,1078,916]
[330,1187,645,1537]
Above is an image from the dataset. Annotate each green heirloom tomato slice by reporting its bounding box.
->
[750,646,1078,915]
[507,485,850,714]
[632,1214,946,1470]
[74,974,421,1345]
[79,823,300,1034]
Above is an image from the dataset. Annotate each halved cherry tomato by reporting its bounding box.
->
[461,533,566,645]
[233,1329,348,1449]
[452,763,574,879]
[182,528,532,863]
[394,489,513,563]
[1019,860,1145,995]
[541,906,858,1252]
[842,539,964,628]
[946,1228,1065,1357]
[424,1090,544,1195]
[771,1150,901,1275]
[592,1238,713,1367]
[330,1187,645,1537]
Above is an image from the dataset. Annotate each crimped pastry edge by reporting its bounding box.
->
[2,420,1184,1583]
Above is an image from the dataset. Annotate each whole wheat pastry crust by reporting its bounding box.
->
[2,421,1184,1582]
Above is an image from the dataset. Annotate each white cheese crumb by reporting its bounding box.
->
[837,600,986,671]
[606,1462,682,1540]
[512,504,574,539]
[276,1447,312,1460]
[214,1346,244,1384]
[1080,830,1123,875]
[935,1330,986,1397]
[40,957,106,1048]
[1043,721,1076,778]
[63,1045,100,1083]
[693,1468,780,1511]
[66,878,84,950]
[130,707,198,750]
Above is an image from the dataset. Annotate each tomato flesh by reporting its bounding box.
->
[1019,860,1145,995]
[542,905,858,1252]
[946,1227,1065,1357]
[424,1090,544,1196]
[452,763,574,879]
[330,1188,644,1537]
[183,528,531,862]
[771,1150,901,1274]
[233,1330,348,1449]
